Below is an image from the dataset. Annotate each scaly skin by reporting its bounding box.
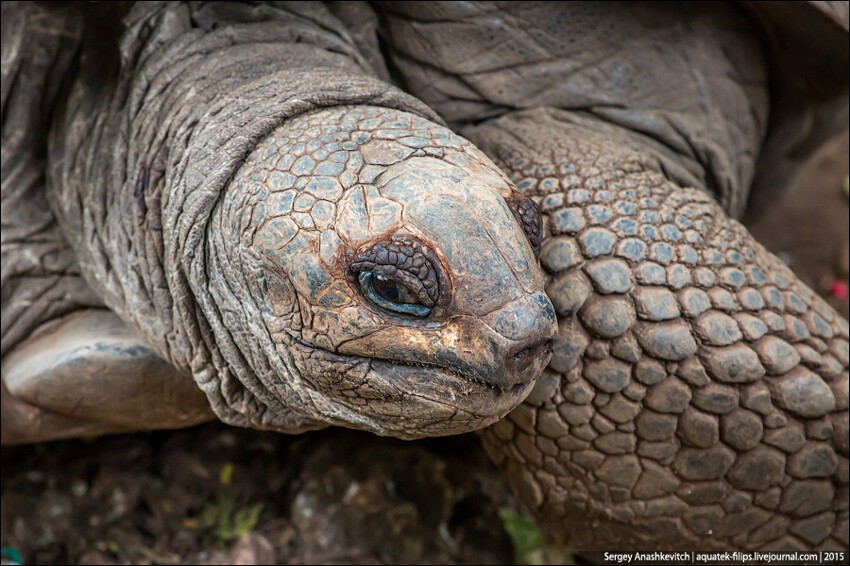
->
[6,2,557,442]
[467,108,850,551]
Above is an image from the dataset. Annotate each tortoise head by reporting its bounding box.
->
[208,106,556,438]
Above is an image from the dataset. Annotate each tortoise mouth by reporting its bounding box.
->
[287,338,538,438]
[369,357,535,405]
[360,358,537,438]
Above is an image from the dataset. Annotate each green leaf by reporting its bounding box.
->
[219,462,234,486]
[215,497,264,546]
[498,507,544,564]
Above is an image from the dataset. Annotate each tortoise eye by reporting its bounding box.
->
[359,272,431,317]
[348,237,450,318]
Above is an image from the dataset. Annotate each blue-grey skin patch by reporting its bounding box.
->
[586,177,604,190]
[762,287,783,309]
[636,262,667,285]
[547,270,591,316]
[694,268,717,287]
[568,189,590,203]
[337,187,369,242]
[649,242,675,265]
[550,322,588,372]
[676,215,693,229]
[551,207,586,234]
[268,190,296,215]
[540,178,559,191]
[746,266,768,286]
[295,247,329,293]
[662,224,683,241]
[294,193,316,212]
[641,225,659,241]
[637,322,698,361]
[594,190,614,203]
[638,210,659,224]
[678,288,712,317]
[580,296,635,338]
[315,161,345,176]
[540,193,565,211]
[807,312,833,339]
[540,237,582,272]
[615,201,637,215]
[831,339,849,364]
[761,311,786,332]
[678,245,699,265]
[585,259,632,294]
[785,292,808,314]
[726,250,744,264]
[399,136,429,148]
[612,218,638,236]
[491,293,557,341]
[667,264,692,289]
[579,228,616,257]
[685,230,704,245]
[311,201,336,230]
[739,316,770,343]
[721,268,747,289]
[635,287,680,321]
[784,315,812,342]
[705,249,725,265]
[617,238,646,261]
[695,312,743,346]
[305,176,343,201]
[269,171,296,191]
[292,155,316,175]
[738,288,765,311]
[710,289,738,311]
[587,205,613,224]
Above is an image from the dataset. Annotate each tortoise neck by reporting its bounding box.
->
[380,1,770,218]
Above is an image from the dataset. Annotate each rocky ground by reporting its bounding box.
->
[2,426,570,565]
[1,132,847,565]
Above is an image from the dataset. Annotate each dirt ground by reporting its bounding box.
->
[1,132,847,565]
[2,426,563,565]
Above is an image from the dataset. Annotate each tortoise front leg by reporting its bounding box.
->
[1,310,214,445]
[467,108,849,551]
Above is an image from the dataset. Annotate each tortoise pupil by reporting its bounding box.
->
[357,272,431,317]
[373,275,400,302]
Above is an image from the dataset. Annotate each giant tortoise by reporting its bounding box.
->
[2,0,848,552]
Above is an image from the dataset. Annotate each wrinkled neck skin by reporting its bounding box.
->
[47,3,557,437]
[377,1,770,218]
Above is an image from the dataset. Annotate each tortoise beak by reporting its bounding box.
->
[338,291,557,392]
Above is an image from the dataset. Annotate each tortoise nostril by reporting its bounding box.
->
[506,338,553,386]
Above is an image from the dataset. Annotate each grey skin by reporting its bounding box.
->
[1,0,848,552]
